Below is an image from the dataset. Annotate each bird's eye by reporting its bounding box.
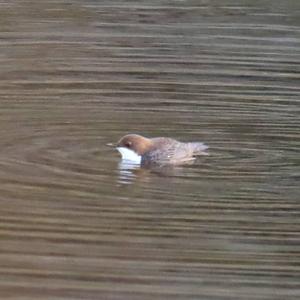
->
[125,141,132,148]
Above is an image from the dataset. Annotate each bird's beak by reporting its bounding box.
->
[106,142,117,148]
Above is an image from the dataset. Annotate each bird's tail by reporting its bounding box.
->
[189,142,209,155]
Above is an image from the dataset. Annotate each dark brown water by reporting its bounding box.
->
[0,1,299,299]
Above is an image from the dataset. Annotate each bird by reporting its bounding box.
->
[116,134,208,166]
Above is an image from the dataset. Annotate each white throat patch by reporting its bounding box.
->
[117,147,141,164]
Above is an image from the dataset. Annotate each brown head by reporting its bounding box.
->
[117,134,152,156]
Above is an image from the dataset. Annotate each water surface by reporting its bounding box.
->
[0,0,299,299]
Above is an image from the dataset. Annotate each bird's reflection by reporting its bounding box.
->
[117,159,196,185]
[117,160,141,184]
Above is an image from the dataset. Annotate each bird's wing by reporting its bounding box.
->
[142,140,193,165]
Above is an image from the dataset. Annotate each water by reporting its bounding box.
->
[0,0,299,299]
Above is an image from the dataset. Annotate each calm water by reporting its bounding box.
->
[0,0,299,299]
